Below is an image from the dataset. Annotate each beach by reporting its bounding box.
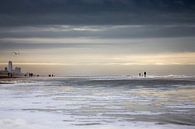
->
[0,76,195,129]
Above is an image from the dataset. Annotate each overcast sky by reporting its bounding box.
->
[0,0,195,76]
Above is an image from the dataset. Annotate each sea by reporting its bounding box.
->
[0,75,195,129]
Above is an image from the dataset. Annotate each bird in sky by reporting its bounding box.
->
[12,51,20,56]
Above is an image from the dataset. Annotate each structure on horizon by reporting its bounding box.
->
[8,61,13,73]
[0,61,23,78]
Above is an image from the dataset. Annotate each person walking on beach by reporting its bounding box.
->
[144,72,147,77]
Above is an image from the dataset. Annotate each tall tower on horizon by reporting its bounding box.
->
[8,61,13,73]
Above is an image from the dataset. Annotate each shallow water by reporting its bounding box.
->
[0,76,195,129]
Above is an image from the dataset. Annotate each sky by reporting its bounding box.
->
[0,0,195,76]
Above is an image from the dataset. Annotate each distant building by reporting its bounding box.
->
[14,67,21,74]
[8,61,13,73]
[0,61,24,78]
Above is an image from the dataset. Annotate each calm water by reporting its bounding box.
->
[0,76,195,129]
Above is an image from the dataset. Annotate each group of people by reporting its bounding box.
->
[138,72,147,77]
[48,74,55,77]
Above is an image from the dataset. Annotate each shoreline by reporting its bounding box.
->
[0,76,27,84]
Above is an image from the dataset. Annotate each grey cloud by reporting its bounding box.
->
[1,0,195,14]
[1,0,195,55]
[1,25,195,39]
[0,0,195,26]
[0,12,194,27]
[1,37,195,54]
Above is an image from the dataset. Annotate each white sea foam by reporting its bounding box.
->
[0,77,195,129]
[0,118,194,129]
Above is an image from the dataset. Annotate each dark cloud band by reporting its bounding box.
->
[0,0,195,26]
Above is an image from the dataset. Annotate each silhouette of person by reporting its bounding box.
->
[144,72,147,77]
